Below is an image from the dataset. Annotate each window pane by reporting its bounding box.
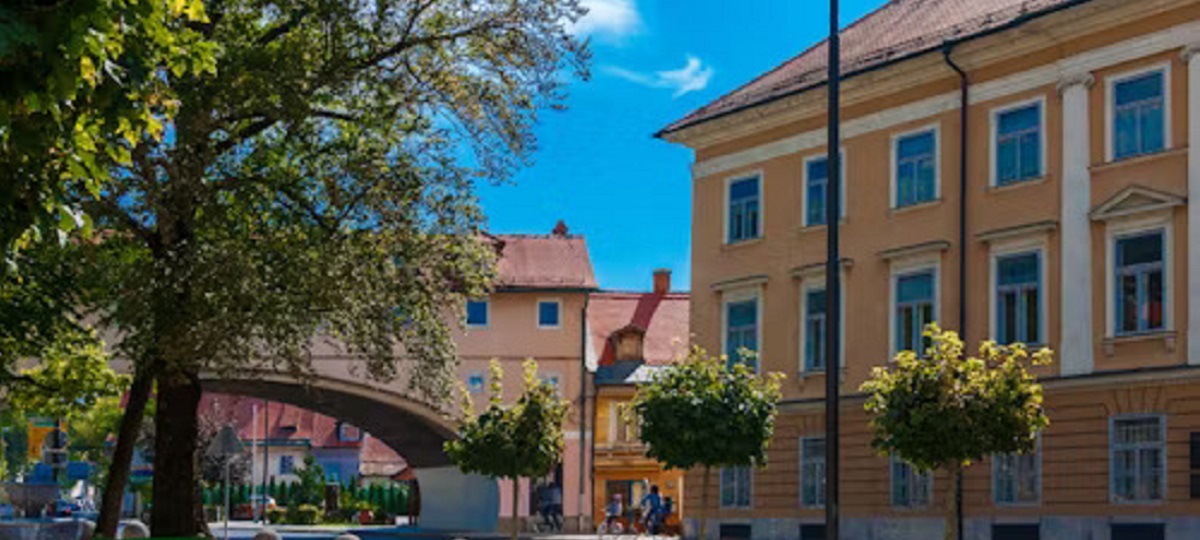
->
[728,300,757,327]
[999,104,1040,133]
[999,291,1018,344]
[897,272,934,303]
[807,182,826,225]
[998,253,1039,286]
[1115,72,1163,106]
[730,177,759,200]
[466,300,488,326]
[1019,133,1041,179]
[898,131,934,157]
[1114,108,1138,158]
[1148,270,1164,330]
[538,301,559,326]
[997,140,1018,183]
[1117,233,1163,266]
[1140,101,1165,153]
[1119,274,1139,333]
[1023,287,1040,343]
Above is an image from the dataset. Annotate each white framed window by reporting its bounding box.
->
[1110,415,1166,503]
[1106,63,1170,161]
[722,288,761,371]
[802,151,846,227]
[990,97,1046,186]
[1112,229,1167,335]
[890,456,932,508]
[537,298,561,329]
[720,466,752,508]
[993,438,1041,505]
[726,174,762,244]
[539,372,561,395]
[609,402,639,444]
[798,272,844,373]
[466,373,486,394]
[799,437,826,508]
[279,455,296,475]
[466,299,489,327]
[891,263,938,354]
[891,125,940,208]
[992,248,1045,346]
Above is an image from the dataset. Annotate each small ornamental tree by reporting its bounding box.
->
[445,359,569,540]
[629,346,783,540]
[861,324,1052,540]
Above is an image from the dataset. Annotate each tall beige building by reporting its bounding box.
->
[661,1,1200,539]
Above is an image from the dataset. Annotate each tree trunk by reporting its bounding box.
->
[511,478,520,540]
[698,466,711,540]
[96,368,154,537]
[945,463,962,540]
[150,369,204,537]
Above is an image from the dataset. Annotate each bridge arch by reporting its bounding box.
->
[200,371,498,531]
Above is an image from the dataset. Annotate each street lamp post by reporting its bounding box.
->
[824,0,842,539]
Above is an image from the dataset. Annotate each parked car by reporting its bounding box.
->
[232,495,277,520]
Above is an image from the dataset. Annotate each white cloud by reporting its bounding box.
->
[569,0,641,40]
[603,55,714,98]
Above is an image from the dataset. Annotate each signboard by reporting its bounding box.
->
[66,461,93,481]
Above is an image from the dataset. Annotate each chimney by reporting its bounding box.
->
[652,268,671,295]
[551,220,569,237]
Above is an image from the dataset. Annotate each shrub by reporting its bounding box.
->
[289,504,322,525]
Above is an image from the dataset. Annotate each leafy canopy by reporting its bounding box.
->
[0,0,216,259]
[861,324,1052,472]
[630,346,784,471]
[445,359,570,481]
[3,329,128,420]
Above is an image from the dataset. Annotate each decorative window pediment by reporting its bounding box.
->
[1090,185,1184,221]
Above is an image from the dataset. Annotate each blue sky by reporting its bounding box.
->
[477,0,885,292]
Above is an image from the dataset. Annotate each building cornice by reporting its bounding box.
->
[672,0,1196,154]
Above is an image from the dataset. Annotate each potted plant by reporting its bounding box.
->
[354,501,374,525]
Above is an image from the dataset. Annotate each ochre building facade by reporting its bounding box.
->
[662,1,1200,538]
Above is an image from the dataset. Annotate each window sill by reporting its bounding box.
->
[1102,330,1176,356]
[722,237,764,251]
[1093,146,1188,173]
[797,367,846,381]
[797,219,848,233]
[987,175,1049,193]
[889,199,943,216]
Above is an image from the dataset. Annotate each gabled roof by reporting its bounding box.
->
[199,394,359,449]
[588,290,690,369]
[490,233,598,291]
[660,0,1085,136]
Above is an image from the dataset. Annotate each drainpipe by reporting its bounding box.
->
[578,293,591,531]
[942,42,969,540]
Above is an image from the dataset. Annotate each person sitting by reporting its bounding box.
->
[603,493,624,532]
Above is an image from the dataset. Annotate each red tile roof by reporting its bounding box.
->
[491,233,598,290]
[199,394,359,449]
[660,0,1083,135]
[588,291,690,366]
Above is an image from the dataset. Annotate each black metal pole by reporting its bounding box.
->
[824,1,841,539]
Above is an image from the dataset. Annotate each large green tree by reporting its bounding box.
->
[445,359,569,540]
[629,346,783,540]
[68,1,587,536]
[861,324,1052,540]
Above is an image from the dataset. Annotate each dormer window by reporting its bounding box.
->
[613,326,645,362]
[337,422,362,442]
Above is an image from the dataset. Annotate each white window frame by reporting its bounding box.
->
[536,298,563,330]
[992,437,1042,506]
[989,95,1048,187]
[989,238,1049,346]
[890,455,932,508]
[797,272,845,374]
[888,256,941,355]
[1103,214,1173,338]
[724,171,764,245]
[719,466,753,509]
[1109,414,1167,504]
[799,436,826,508]
[889,123,941,209]
[801,150,847,227]
[465,299,490,328]
[721,287,763,373]
[1105,62,1172,162]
